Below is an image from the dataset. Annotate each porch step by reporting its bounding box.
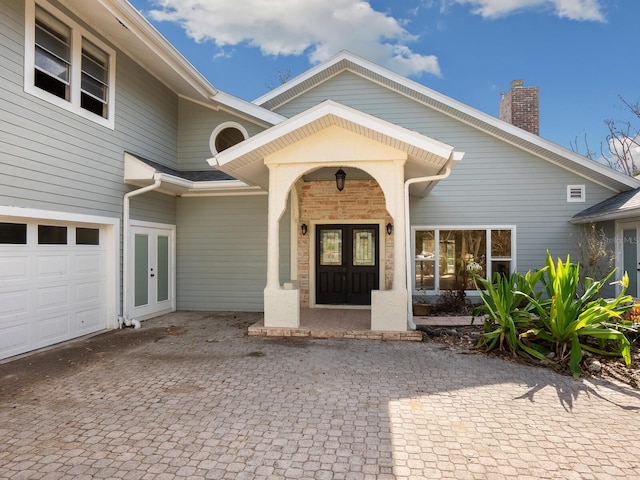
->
[248,321,422,342]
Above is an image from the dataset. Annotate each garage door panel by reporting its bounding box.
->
[75,254,104,276]
[0,323,29,355]
[37,255,69,278]
[37,285,70,310]
[77,308,104,333]
[0,290,30,320]
[0,255,30,282]
[76,281,101,303]
[35,313,71,344]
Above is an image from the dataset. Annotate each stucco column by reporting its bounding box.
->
[392,159,407,291]
[266,164,281,290]
[371,159,408,331]
[264,163,300,328]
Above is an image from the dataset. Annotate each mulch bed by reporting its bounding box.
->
[418,324,640,389]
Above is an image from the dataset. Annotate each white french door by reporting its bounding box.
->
[130,224,175,319]
[619,222,640,298]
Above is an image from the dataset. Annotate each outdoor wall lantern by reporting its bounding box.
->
[386,223,393,235]
[335,168,346,192]
[301,223,308,236]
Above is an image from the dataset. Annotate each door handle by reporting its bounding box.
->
[150,268,155,278]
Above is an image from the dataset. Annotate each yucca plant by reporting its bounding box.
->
[473,269,548,361]
[525,251,633,377]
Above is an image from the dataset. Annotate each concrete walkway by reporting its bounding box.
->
[2,311,640,479]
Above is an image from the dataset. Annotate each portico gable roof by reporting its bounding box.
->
[208,100,463,196]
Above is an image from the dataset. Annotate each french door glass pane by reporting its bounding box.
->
[353,229,375,266]
[623,229,638,297]
[157,235,169,302]
[134,234,149,307]
[320,229,342,265]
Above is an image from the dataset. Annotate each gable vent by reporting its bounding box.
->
[567,185,585,202]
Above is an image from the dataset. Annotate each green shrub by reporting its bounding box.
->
[473,269,547,362]
[525,252,633,377]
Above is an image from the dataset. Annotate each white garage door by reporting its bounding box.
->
[0,220,109,361]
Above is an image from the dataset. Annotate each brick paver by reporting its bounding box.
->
[1,311,640,479]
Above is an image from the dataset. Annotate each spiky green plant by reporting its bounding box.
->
[524,251,633,377]
[473,269,548,362]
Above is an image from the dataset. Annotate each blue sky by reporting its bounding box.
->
[128,0,637,156]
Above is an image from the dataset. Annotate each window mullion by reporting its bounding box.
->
[486,229,492,280]
[69,30,82,107]
[434,230,440,292]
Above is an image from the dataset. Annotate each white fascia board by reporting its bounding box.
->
[95,0,217,99]
[156,173,260,194]
[253,50,352,106]
[211,100,455,167]
[254,51,640,191]
[211,91,286,126]
[570,208,640,224]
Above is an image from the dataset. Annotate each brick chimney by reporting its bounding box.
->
[499,79,539,135]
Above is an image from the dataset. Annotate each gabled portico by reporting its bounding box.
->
[210,100,463,332]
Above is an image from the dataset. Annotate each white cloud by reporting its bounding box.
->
[449,0,605,21]
[145,0,441,77]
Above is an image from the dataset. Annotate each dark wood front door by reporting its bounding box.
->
[316,224,379,305]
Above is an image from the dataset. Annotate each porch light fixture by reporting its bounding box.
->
[386,223,393,235]
[301,223,308,236]
[335,168,346,192]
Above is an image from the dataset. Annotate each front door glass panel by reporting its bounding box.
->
[353,229,375,266]
[320,229,342,266]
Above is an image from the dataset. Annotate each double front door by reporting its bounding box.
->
[316,224,379,305]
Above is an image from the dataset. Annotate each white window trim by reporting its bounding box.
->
[209,121,249,155]
[410,225,517,295]
[567,184,586,203]
[24,0,116,129]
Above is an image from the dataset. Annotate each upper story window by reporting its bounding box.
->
[209,122,249,155]
[25,1,116,129]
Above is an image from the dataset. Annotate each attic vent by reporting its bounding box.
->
[567,185,585,202]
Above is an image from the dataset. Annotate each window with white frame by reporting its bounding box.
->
[413,227,514,292]
[25,1,116,128]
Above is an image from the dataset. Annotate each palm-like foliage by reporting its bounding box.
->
[525,252,633,377]
[473,269,547,361]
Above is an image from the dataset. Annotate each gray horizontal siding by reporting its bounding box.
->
[276,71,618,274]
[178,98,266,171]
[176,195,290,312]
[0,0,178,220]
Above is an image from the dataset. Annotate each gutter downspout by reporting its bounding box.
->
[122,175,162,322]
[404,157,455,330]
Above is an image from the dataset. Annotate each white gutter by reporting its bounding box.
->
[122,175,162,321]
[404,155,460,330]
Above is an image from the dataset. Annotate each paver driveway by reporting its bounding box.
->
[1,311,640,479]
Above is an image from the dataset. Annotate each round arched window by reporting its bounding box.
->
[209,122,248,155]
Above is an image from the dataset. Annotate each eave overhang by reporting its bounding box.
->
[255,51,640,194]
[571,188,640,224]
[208,100,463,196]
[124,153,264,197]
